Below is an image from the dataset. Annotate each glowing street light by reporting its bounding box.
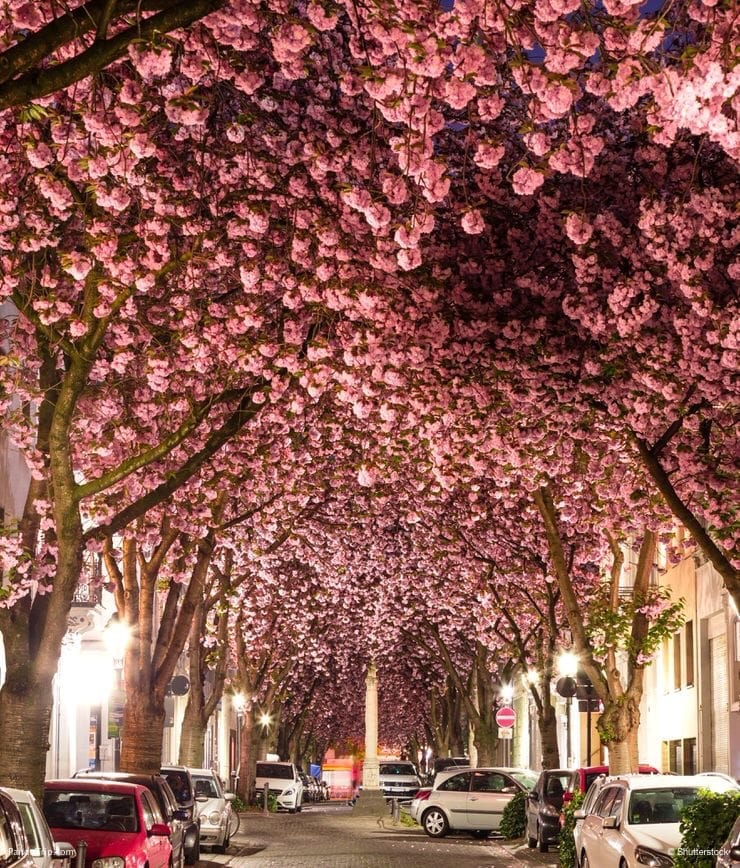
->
[558,650,578,678]
[556,650,579,766]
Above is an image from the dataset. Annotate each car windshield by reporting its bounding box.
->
[43,791,139,833]
[379,764,416,776]
[256,763,293,780]
[163,772,192,802]
[628,788,699,824]
[192,776,220,799]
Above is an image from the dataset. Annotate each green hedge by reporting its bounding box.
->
[500,790,526,839]
[559,790,585,868]
[675,789,740,868]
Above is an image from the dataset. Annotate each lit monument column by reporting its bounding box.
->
[362,661,380,789]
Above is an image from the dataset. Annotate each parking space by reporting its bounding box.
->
[197,804,562,867]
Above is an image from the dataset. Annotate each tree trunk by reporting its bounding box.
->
[597,695,640,774]
[237,707,255,803]
[474,721,499,766]
[537,704,560,770]
[178,702,207,767]
[0,665,54,797]
[120,692,166,773]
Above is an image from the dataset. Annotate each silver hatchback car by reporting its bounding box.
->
[410,767,538,839]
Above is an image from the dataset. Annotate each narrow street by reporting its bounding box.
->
[199,804,562,867]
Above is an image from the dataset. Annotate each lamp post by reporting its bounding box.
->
[557,651,578,767]
[103,615,130,771]
[500,683,514,766]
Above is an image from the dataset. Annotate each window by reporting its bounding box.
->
[682,738,697,776]
[662,638,671,692]
[0,811,14,868]
[594,787,621,818]
[17,803,41,852]
[471,772,506,793]
[438,772,471,792]
[673,633,682,690]
[685,621,694,687]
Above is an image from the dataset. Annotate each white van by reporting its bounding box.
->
[254,762,304,813]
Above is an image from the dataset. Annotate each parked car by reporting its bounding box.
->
[575,773,734,868]
[160,766,200,864]
[0,787,53,868]
[411,766,538,838]
[378,761,422,802]
[188,767,235,852]
[718,814,740,868]
[43,779,172,868]
[72,771,186,868]
[432,757,469,780]
[2,787,74,868]
[254,761,303,813]
[526,764,659,853]
[694,772,740,792]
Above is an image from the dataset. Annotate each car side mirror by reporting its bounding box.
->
[528,789,539,800]
[148,823,172,837]
[573,809,586,820]
[224,792,236,802]
[52,843,76,859]
[602,816,618,829]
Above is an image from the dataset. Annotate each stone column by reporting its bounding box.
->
[362,661,380,789]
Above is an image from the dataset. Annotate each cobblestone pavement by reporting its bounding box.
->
[198,803,561,867]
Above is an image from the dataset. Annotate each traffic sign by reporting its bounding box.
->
[495,706,516,728]
[499,727,513,739]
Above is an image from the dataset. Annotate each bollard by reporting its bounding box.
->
[391,798,400,824]
[75,841,87,868]
[263,783,269,815]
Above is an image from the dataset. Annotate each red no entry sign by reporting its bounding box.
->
[495,706,516,728]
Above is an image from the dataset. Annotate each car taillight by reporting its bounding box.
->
[563,791,573,803]
[415,790,431,801]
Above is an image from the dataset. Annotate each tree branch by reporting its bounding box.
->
[0,0,226,109]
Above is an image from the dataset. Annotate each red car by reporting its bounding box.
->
[43,780,172,868]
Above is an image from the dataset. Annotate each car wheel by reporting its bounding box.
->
[527,832,537,848]
[422,807,449,838]
[471,830,490,839]
[537,824,549,853]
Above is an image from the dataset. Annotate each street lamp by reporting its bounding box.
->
[557,651,578,767]
[103,615,130,770]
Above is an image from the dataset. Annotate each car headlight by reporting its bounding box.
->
[92,858,125,868]
[635,846,674,867]
[283,787,295,797]
[208,811,222,825]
